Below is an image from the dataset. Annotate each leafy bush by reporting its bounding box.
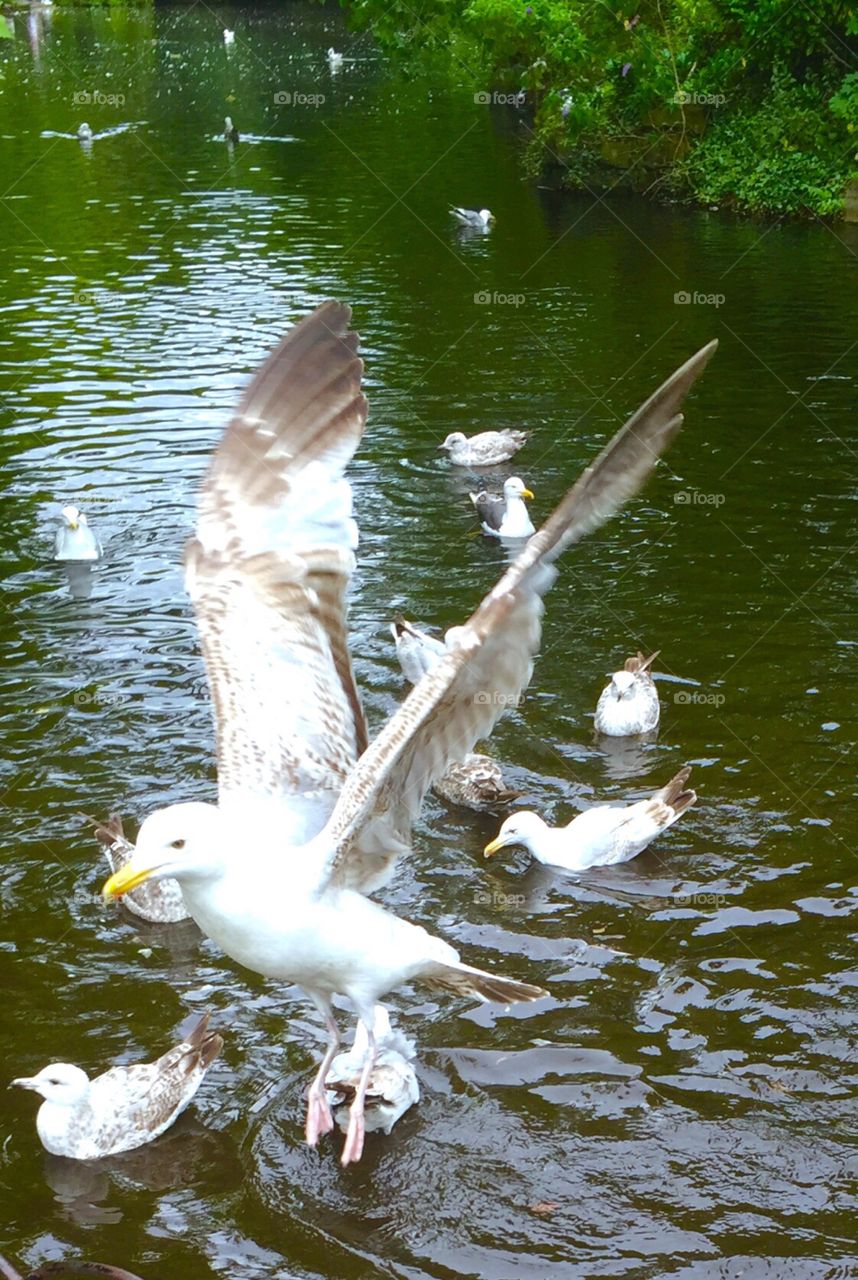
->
[342,0,858,217]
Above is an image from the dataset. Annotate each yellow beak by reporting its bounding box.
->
[68,519,79,530]
[102,863,156,900]
[483,836,506,858]
[521,489,534,500]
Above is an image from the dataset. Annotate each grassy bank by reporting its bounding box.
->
[343,0,858,218]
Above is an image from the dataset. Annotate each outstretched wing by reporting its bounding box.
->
[319,339,717,890]
[186,301,369,835]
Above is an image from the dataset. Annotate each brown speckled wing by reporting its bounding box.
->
[185,301,369,823]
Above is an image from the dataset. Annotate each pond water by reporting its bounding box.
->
[1,4,857,1278]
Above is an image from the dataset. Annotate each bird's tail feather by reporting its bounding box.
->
[184,1012,224,1071]
[653,766,696,818]
[422,961,546,1004]
[625,649,660,673]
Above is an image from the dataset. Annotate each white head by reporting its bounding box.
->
[609,669,637,699]
[503,476,534,501]
[225,116,234,129]
[479,209,494,223]
[60,504,86,530]
[484,810,547,858]
[440,432,466,450]
[13,1063,91,1106]
[77,123,92,140]
[102,801,224,902]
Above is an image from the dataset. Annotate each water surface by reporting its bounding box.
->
[1,5,857,1278]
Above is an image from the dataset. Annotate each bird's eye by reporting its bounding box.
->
[171,838,186,850]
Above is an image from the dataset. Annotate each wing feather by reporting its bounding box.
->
[469,490,504,531]
[320,339,717,889]
[187,301,369,828]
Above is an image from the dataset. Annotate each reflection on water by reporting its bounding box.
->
[1,1,856,1277]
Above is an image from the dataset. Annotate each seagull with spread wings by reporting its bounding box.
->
[103,301,716,1164]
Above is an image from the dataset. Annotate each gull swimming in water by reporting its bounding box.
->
[470,476,535,538]
[390,615,522,811]
[439,429,530,467]
[54,505,101,561]
[484,767,696,872]
[327,47,344,70]
[223,116,239,144]
[326,1005,418,1135]
[77,122,93,141]
[594,650,660,737]
[451,206,494,229]
[102,301,716,1165]
[92,814,190,924]
[12,1014,222,1159]
[223,28,235,44]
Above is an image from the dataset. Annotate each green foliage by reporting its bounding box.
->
[680,69,856,215]
[342,0,857,217]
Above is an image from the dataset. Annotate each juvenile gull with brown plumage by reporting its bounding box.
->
[594,650,661,736]
[92,814,190,924]
[439,429,530,467]
[101,301,716,1165]
[326,1005,418,1135]
[12,1015,221,1158]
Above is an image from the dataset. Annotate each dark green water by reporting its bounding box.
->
[1,4,857,1278]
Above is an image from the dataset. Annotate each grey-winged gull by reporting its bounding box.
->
[450,206,494,228]
[55,505,101,561]
[102,301,716,1165]
[470,475,535,538]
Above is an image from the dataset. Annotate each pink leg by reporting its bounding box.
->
[340,1023,377,1167]
[305,1011,340,1147]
